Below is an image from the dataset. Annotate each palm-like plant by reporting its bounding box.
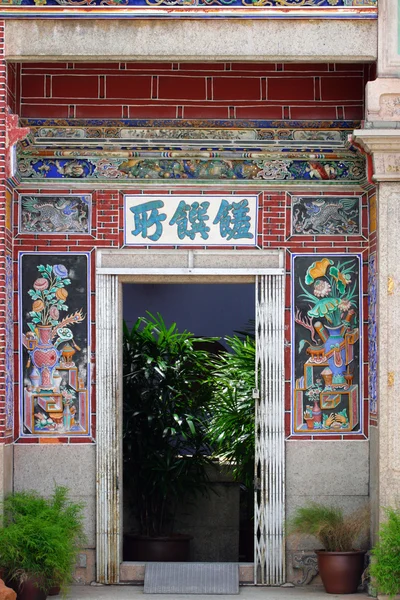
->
[206,335,255,489]
[123,312,215,538]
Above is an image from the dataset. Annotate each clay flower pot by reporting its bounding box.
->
[316,550,365,594]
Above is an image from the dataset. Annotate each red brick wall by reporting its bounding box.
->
[0,21,14,442]
[11,62,375,120]
[13,187,369,442]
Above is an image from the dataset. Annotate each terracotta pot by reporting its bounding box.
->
[316,550,365,594]
[6,578,47,600]
[124,533,192,562]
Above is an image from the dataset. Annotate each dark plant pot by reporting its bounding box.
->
[124,533,192,562]
[47,586,60,596]
[6,578,47,600]
[316,550,366,594]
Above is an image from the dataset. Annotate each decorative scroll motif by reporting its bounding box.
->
[0,0,377,7]
[19,194,91,234]
[19,253,90,438]
[292,254,362,435]
[292,552,319,585]
[18,156,365,183]
[5,253,13,434]
[368,253,377,417]
[291,196,361,235]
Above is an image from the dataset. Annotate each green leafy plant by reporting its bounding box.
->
[123,312,216,538]
[288,503,369,552]
[206,335,255,489]
[0,486,85,596]
[370,508,400,598]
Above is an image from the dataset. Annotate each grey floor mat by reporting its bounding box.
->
[144,562,239,595]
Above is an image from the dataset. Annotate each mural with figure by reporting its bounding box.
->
[291,196,361,235]
[19,194,91,234]
[19,253,90,437]
[292,254,361,434]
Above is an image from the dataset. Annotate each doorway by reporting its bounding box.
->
[122,282,255,563]
[95,248,285,585]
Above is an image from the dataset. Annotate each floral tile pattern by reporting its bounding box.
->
[19,253,90,438]
[368,252,377,417]
[292,254,362,435]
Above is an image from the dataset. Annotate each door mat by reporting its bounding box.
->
[144,562,239,595]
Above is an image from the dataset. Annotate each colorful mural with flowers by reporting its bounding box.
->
[20,253,90,437]
[292,254,361,435]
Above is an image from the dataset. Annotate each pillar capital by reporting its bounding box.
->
[352,129,400,182]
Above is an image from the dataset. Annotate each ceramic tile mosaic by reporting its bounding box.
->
[19,194,91,234]
[5,253,13,435]
[292,254,362,435]
[16,118,367,185]
[368,252,377,417]
[19,253,90,438]
[291,195,361,235]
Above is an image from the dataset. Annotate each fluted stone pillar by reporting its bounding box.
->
[96,273,122,584]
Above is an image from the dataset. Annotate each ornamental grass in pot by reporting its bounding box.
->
[369,507,400,598]
[0,487,85,600]
[123,313,215,561]
[288,503,369,594]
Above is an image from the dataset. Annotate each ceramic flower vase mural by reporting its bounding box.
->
[292,255,361,434]
[20,253,90,438]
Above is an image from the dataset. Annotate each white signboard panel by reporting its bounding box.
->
[124,194,258,246]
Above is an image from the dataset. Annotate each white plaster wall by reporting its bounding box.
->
[5,19,377,62]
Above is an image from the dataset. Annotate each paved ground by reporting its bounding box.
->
[66,585,371,600]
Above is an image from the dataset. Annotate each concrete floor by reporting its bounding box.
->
[66,586,370,600]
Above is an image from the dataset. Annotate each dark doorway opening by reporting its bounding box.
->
[122,282,255,563]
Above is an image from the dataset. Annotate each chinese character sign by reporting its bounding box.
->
[124,195,258,246]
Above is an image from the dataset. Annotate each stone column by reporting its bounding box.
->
[351,0,400,541]
[354,88,400,539]
[95,272,123,583]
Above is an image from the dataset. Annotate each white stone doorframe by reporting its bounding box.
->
[95,248,286,585]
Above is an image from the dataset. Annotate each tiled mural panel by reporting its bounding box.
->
[19,253,90,438]
[11,62,376,120]
[13,188,370,442]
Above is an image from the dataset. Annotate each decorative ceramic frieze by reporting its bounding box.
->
[19,253,91,438]
[368,253,377,417]
[18,119,366,185]
[292,254,362,435]
[18,156,365,184]
[19,194,91,234]
[5,253,13,435]
[291,195,361,235]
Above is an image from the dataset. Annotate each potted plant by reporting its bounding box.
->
[0,487,85,600]
[288,502,369,594]
[123,312,215,561]
[369,507,400,598]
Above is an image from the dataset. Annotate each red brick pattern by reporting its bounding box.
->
[13,188,370,442]
[12,62,375,120]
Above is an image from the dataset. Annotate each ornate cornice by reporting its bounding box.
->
[17,119,367,187]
